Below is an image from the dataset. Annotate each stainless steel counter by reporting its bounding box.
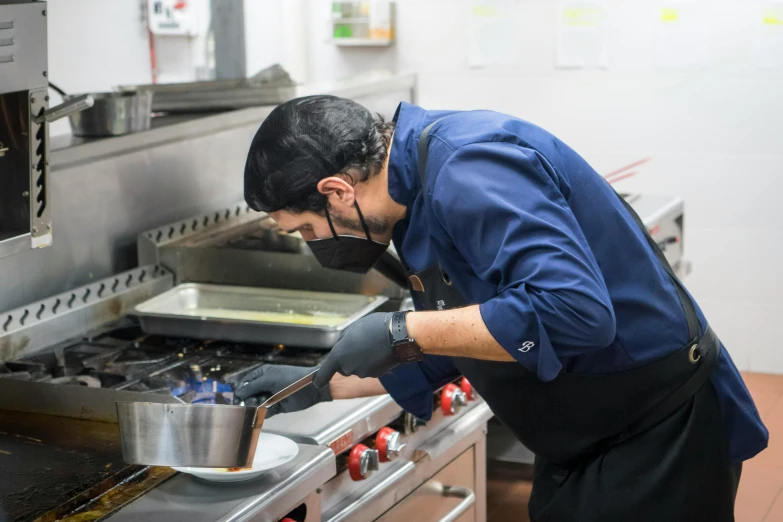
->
[107,443,335,522]
[261,396,402,448]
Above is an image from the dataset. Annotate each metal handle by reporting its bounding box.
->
[258,369,318,409]
[437,485,476,522]
[35,94,94,124]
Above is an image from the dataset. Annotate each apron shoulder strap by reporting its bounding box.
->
[417,119,444,186]
[616,195,701,341]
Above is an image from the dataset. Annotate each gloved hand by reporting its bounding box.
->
[235,365,331,416]
[313,312,397,388]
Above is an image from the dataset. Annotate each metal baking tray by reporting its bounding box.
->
[118,64,296,113]
[132,284,388,348]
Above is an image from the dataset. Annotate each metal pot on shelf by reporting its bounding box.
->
[66,90,153,137]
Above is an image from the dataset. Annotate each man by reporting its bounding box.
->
[238,95,768,521]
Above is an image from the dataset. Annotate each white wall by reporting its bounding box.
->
[244,0,308,81]
[305,0,783,373]
[45,0,295,136]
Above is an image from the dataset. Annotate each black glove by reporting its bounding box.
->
[314,312,397,388]
[235,365,332,416]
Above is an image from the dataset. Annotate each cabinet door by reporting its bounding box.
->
[376,447,476,522]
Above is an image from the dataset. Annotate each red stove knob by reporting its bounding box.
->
[441,383,468,416]
[376,427,407,463]
[348,444,379,481]
[460,377,474,401]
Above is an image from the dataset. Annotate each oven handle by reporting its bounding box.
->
[437,485,476,522]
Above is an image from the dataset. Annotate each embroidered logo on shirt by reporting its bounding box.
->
[436,300,446,311]
[519,341,535,353]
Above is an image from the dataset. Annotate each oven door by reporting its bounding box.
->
[376,447,477,522]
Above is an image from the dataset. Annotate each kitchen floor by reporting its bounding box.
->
[486,372,783,522]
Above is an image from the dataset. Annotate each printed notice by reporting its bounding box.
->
[756,3,783,69]
[655,3,710,69]
[556,1,609,69]
[467,0,518,68]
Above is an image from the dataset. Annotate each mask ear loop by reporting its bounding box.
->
[353,201,374,242]
[324,207,339,240]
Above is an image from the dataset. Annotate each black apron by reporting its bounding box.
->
[404,122,741,521]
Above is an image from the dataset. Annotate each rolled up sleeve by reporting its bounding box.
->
[432,142,616,381]
[379,355,460,420]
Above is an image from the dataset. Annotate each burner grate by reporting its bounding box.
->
[2,321,327,405]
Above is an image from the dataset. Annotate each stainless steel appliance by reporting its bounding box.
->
[0,265,490,522]
[0,1,96,262]
[264,383,490,522]
[0,1,53,258]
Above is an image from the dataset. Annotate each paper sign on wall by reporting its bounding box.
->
[756,3,783,69]
[556,1,609,69]
[655,3,710,69]
[467,0,518,68]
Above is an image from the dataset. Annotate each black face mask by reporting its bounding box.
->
[306,202,389,274]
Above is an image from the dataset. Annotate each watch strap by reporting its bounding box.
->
[389,312,424,363]
[390,311,410,342]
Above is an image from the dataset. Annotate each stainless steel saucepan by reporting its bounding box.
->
[116,369,317,468]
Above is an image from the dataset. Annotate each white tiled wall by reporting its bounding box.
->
[305,0,783,372]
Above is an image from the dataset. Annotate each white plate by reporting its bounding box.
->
[172,432,299,483]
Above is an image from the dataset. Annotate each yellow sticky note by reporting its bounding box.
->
[763,8,783,25]
[661,8,679,22]
[562,7,600,27]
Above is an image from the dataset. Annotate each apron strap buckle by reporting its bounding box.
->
[688,343,701,364]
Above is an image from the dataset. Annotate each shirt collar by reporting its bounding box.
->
[387,102,428,209]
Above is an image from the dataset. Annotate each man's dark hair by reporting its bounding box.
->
[244,95,395,214]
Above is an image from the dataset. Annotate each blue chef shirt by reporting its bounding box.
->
[378,102,768,463]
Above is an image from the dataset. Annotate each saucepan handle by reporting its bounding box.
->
[258,368,318,409]
[35,94,94,124]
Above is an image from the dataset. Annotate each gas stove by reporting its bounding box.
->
[0,184,502,522]
[1,321,326,405]
[0,265,492,522]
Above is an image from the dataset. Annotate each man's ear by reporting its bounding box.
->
[317,176,356,207]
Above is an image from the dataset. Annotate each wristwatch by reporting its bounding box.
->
[389,311,425,363]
